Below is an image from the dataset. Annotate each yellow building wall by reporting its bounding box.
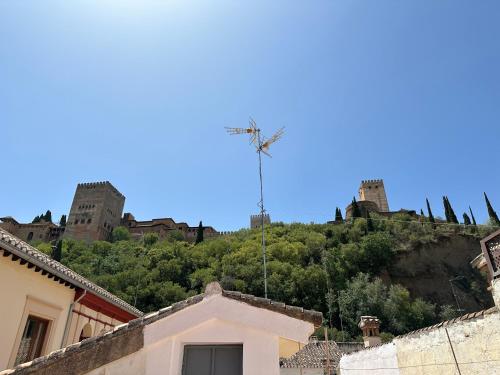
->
[0,255,75,371]
[279,337,303,358]
[395,309,500,375]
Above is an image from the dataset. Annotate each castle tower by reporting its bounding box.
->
[358,179,389,212]
[250,214,271,229]
[358,316,382,348]
[64,182,125,242]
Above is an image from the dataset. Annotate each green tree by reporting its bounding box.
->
[447,197,459,224]
[469,206,477,226]
[366,210,374,232]
[335,207,343,222]
[462,213,471,226]
[443,196,451,222]
[51,240,62,262]
[484,192,500,226]
[32,215,41,223]
[59,214,67,227]
[426,198,435,224]
[112,226,131,242]
[443,197,458,224]
[195,221,204,244]
[44,210,52,223]
[351,197,362,219]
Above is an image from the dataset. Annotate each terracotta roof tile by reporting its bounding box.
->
[0,228,142,317]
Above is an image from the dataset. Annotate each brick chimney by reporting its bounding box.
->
[359,316,381,348]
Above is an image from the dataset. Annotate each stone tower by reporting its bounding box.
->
[64,181,125,242]
[250,214,271,229]
[358,179,389,212]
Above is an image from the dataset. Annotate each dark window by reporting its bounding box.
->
[27,232,34,241]
[182,345,242,375]
[74,220,78,225]
[87,218,92,224]
[15,315,49,365]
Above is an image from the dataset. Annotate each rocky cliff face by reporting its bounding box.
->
[386,234,493,312]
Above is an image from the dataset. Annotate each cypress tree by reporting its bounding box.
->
[484,192,500,226]
[462,213,471,226]
[426,199,435,224]
[195,221,204,244]
[446,197,459,224]
[351,197,362,219]
[335,207,343,222]
[366,210,374,232]
[443,196,451,223]
[59,215,67,227]
[52,240,62,262]
[32,215,40,223]
[469,206,477,226]
[44,210,52,223]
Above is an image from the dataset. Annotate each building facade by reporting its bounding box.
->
[358,179,389,212]
[121,213,219,242]
[1,282,323,375]
[250,213,271,229]
[64,182,125,242]
[0,228,142,372]
[0,217,63,243]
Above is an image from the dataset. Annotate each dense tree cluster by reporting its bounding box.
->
[32,213,495,340]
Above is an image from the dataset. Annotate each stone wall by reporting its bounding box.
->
[339,342,399,375]
[64,182,125,242]
[339,307,500,375]
[396,307,499,375]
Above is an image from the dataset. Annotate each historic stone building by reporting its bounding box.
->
[0,217,63,243]
[250,213,271,229]
[121,213,218,242]
[344,179,417,221]
[358,179,389,212]
[63,182,126,242]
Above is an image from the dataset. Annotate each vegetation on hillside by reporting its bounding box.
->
[34,213,495,340]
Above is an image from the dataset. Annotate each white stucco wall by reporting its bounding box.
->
[0,255,74,371]
[83,293,316,375]
[339,342,400,375]
[395,310,500,375]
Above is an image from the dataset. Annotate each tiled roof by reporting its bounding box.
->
[280,341,342,368]
[0,228,142,317]
[1,282,323,374]
[222,289,323,326]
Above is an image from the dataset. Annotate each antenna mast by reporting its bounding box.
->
[226,118,284,299]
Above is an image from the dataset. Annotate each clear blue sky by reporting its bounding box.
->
[1,1,499,231]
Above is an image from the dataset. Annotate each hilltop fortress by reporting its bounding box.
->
[345,179,416,220]
[0,181,218,243]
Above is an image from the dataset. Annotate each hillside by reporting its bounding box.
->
[34,213,495,340]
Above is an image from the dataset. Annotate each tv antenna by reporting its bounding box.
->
[226,118,284,298]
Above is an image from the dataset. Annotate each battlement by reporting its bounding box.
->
[250,213,271,229]
[358,179,389,212]
[360,179,384,185]
[76,181,125,199]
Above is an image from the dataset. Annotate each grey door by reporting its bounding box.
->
[182,345,243,375]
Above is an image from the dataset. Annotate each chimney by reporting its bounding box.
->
[359,316,381,348]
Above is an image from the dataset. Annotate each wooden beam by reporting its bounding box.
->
[27,263,34,269]
[35,266,41,272]
[12,255,19,261]
[41,270,48,276]
[20,259,27,265]
[2,250,10,257]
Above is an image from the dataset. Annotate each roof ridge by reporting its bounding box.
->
[0,228,142,317]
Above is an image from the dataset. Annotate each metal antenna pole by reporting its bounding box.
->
[225,119,283,300]
[257,128,268,299]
